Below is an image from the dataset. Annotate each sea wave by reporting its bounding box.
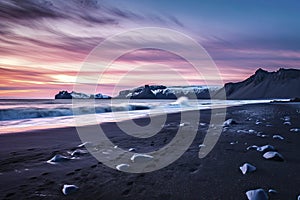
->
[0,104,151,121]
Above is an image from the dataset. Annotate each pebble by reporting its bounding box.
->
[62,184,78,195]
[263,151,284,162]
[246,188,268,200]
[239,163,256,174]
[116,164,130,171]
[130,154,153,162]
[272,135,284,140]
[47,154,70,164]
[256,145,276,152]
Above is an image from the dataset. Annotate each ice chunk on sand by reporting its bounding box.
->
[283,116,290,121]
[246,188,268,200]
[268,189,278,194]
[239,163,256,174]
[237,130,249,134]
[255,120,262,125]
[116,164,130,171]
[257,133,268,138]
[272,135,284,140]
[77,142,93,148]
[290,128,300,132]
[47,154,70,164]
[131,154,153,163]
[263,151,284,162]
[247,145,258,151]
[62,184,78,195]
[128,148,137,152]
[256,145,275,152]
[70,149,88,157]
[283,121,291,125]
[179,122,190,127]
[223,119,236,126]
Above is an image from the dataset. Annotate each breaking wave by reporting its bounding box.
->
[0,104,150,121]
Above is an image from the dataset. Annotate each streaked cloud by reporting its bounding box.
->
[0,0,300,98]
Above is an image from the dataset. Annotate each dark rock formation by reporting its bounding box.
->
[55,91,111,99]
[55,91,72,99]
[131,85,156,99]
[290,97,300,102]
[221,68,300,99]
[116,85,219,99]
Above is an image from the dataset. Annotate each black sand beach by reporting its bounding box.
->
[1,103,300,199]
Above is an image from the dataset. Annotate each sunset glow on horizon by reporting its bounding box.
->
[1,0,300,98]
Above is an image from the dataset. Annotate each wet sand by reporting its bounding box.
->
[0,103,300,199]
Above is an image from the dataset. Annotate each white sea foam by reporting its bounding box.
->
[0,99,278,134]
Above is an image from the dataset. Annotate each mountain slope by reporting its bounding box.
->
[224,68,300,99]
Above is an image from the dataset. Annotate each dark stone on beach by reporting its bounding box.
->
[290,97,300,102]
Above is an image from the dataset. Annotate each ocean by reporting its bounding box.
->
[0,98,276,134]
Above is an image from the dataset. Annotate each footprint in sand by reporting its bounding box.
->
[66,172,75,176]
[159,193,172,200]
[122,188,132,196]
[41,172,50,176]
[189,167,198,174]
[90,164,97,169]
[127,181,134,186]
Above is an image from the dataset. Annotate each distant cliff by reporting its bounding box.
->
[116,85,221,99]
[223,68,300,99]
[55,91,111,99]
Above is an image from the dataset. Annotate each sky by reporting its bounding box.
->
[1,0,300,98]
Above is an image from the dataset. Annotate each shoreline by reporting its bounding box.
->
[0,103,300,199]
[0,99,275,135]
